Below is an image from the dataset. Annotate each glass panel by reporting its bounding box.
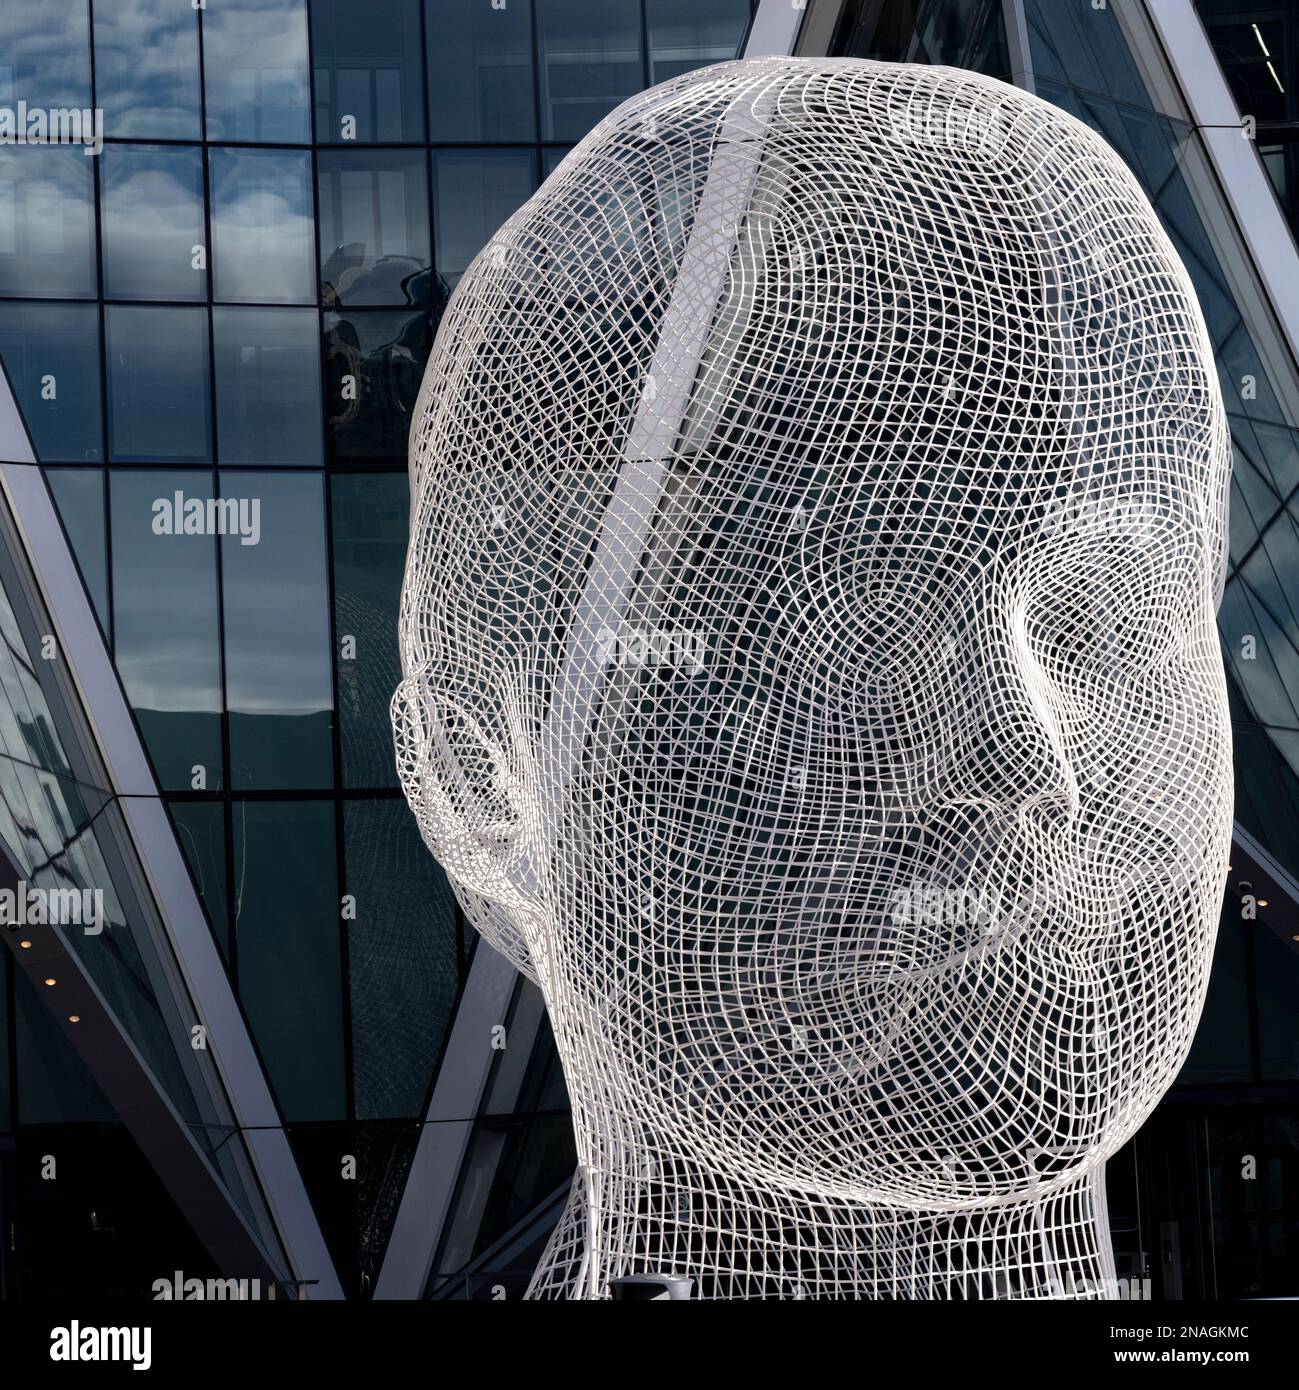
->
[537,0,643,142]
[331,472,406,787]
[0,301,101,462]
[427,0,535,142]
[213,306,322,466]
[1198,3,1289,120]
[431,148,536,290]
[0,953,7,1129]
[101,144,206,301]
[109,468,222,791]
[221,470,333,790]
[1179,901,1254,1084]
[312,0,424,143]
[1204,1112,1299,1300]
[345,798,463,1119]
[646,0,750,83]
[838,0,1009,77]
[203,0,311,144]
[105,305,211,462]
[1200,0,1299,248]
[169,799,230,960]
[542,146,572,180]
[318,148,432,306]
[210,147,316,305]
[324,308,433,463]
[1256,925,1299,1081]
[93,0,202,139]
[0,147,96,298]
[1023,0,1151,108]
[431,1113,576,1288]
[46,468,108,632]
[0,5,91,111]
[234,799,345,1121]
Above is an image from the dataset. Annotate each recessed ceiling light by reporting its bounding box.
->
[68,1015,80,1024]
[18,939,31,949]
[1258,898,1270,908]
[43,977,56,987]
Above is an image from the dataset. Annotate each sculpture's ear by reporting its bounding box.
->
[391,670,543,921]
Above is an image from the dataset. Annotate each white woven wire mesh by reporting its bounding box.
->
[393,57,1233,1299]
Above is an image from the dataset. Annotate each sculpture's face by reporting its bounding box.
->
[395,60,1233,1208]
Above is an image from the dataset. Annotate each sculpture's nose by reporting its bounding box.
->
[949,582,1081,828]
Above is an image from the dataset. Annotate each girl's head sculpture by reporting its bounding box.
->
[393,58,1232,1299]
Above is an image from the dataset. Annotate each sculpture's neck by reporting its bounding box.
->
[529,1158,1117,1300]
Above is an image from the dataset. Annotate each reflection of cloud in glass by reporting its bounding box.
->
[211,148,315,303]
[110,470,222,715]
[103,147,205,299]
[93,0,201,139]
[0,147,95,297]
[0,10,91,111]
[203,0,310,143]
[221,473,331,715]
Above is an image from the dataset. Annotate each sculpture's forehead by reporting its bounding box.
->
[429,69,1202,415]
[411,59,1224,590]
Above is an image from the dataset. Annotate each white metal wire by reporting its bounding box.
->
[393,57,1233,1299]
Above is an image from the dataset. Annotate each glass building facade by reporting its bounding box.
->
[0,0,754,1299]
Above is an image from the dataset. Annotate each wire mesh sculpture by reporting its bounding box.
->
[393,57,1233,1299]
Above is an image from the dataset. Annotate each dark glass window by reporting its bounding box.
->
[0,6,91,111]
[203,0,311,144]
[1179,904,1254,1084]
[427,0,535,142]
[0,953,7,1129]
[542,146,572,180]
[841,0,1009,76]
[1202,1111,1299,1300]
[331,472,406,788]
[312,0,425,143]
[0,147,96,298]
[46,468,108,632]
[0,301,101,462]
[431,149,536,290]
[210,147,315,305]
[93,0,202,139]
[324,308,433,463]
[105,305,212,462]
[234,799,345,1121]
[1256,924,1299,1080]
[646,0,750,82]
[345,798,463,1119]
[318,148,432,306]
[169,800,230,960]
[221,470,333,790]
[109,468,222,791]
[101,144,206,301]
[536,0,643,141]
[213,306,322,465]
